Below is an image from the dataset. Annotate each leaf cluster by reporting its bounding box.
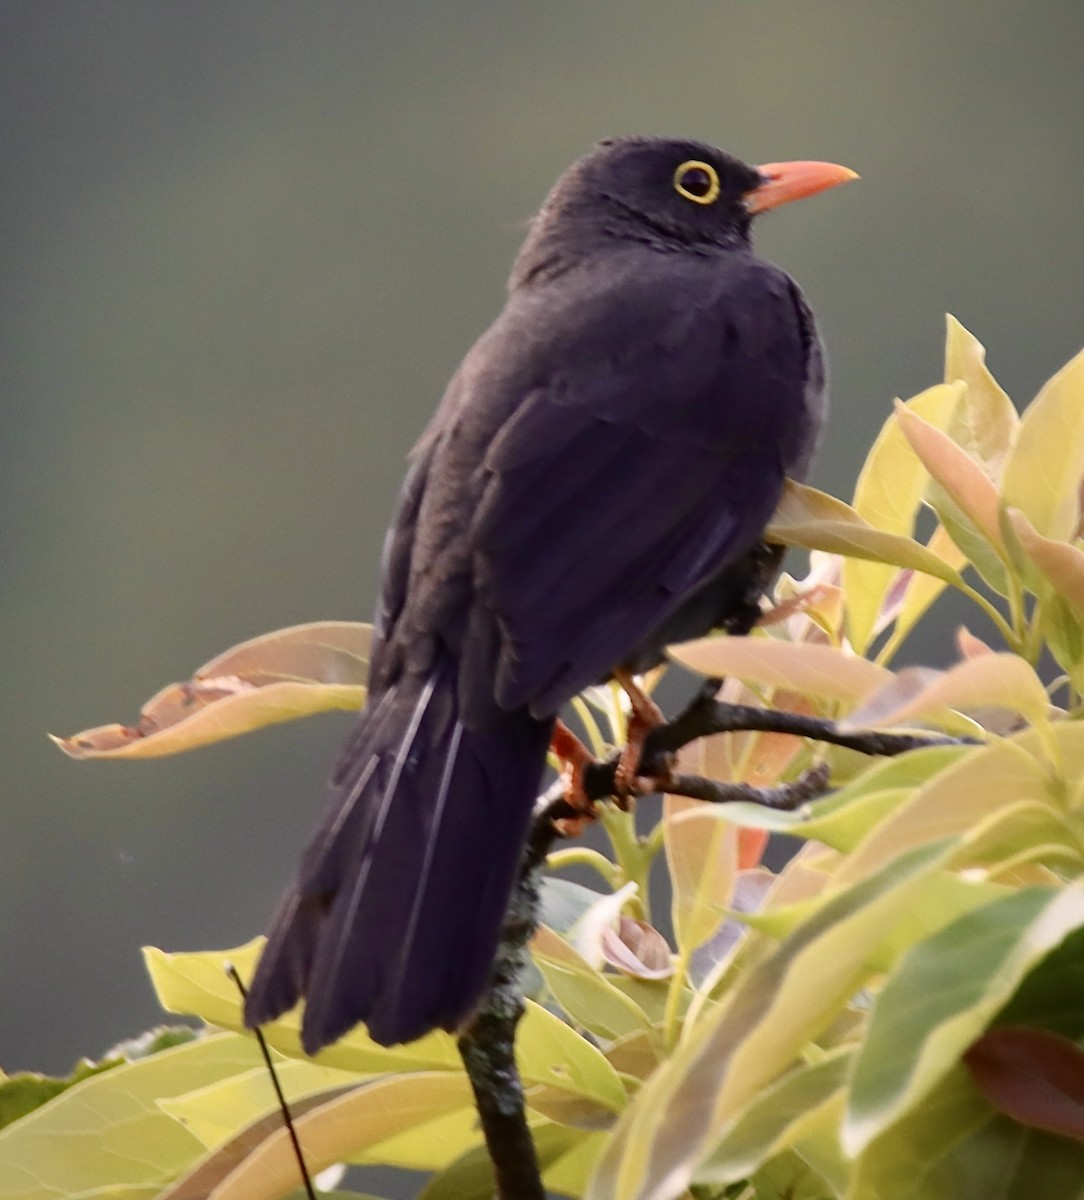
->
[10,320,1084,1200]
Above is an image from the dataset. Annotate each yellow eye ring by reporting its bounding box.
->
[673,160,721,205]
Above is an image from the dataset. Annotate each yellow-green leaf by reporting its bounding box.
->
[0,1033,261,1200]
[667,636,892,704]
[144,942,463,1075]
[943,315,1018,482]
[840,652,1051,732]
[830,734,1051,889]
[530,925,654,1044]
[178,1073,474,1200]
[587,841,954,1200]
[851,384,964,533]
[767,482,966,594]
[1002,346,1084,540]
[664,798,739,955]
[845,884,1084,1155]
[158,1061,358,1150]
[516,998,629,1118]
[696,1047,853,1186]
[843,382,965,652]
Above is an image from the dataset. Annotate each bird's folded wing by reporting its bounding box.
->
[472,277,811,716]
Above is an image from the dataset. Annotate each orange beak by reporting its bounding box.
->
[745,160,859,215]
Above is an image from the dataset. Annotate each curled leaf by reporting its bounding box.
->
[943,315,1018,482]
[600,917,673,981]
[52,622,370,759]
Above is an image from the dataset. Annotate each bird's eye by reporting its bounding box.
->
[673,160,721,205]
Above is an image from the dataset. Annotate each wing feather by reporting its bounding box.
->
[470,262,819,716]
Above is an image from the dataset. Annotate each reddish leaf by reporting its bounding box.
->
[737,829,770,870]
[965,1026,1084,1142]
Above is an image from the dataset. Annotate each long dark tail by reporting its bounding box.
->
[244,653,553,1050]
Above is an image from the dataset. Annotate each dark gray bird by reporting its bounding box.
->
[244,137,855,1050]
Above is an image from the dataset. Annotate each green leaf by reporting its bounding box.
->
[830,736,1045,888]
[0,1032,261,1200]
[997,925,1084,1038]
[696,1047,853,1185]
[52,622,370,759]
[1002,346,1084,541]
[516,999,630,1120]
[145,941,463,1075]
[530,924,654,1044]
[158,1060,358,1149]
[172,1073,476,1200]
[587,840,955,1200]
[850,1064,1084,1200]
[845,883,1084,1155]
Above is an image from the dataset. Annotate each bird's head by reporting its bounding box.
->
[512,136,856,285]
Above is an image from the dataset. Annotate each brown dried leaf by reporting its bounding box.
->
[52,622,370,760]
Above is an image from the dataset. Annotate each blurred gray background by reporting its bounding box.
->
[3,1,1083,1079]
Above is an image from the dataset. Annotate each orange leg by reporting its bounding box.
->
[612,668,671,800]
[550,718,598,835]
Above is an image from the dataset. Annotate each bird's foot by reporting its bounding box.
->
[550,718,598,836]
[612,668,669,802]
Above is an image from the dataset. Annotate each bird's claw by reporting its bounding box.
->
[613,668,666,799]
[550,718,598,834]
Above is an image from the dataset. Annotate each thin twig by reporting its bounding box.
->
[226,962,317,1200]
[581,684,969,801]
